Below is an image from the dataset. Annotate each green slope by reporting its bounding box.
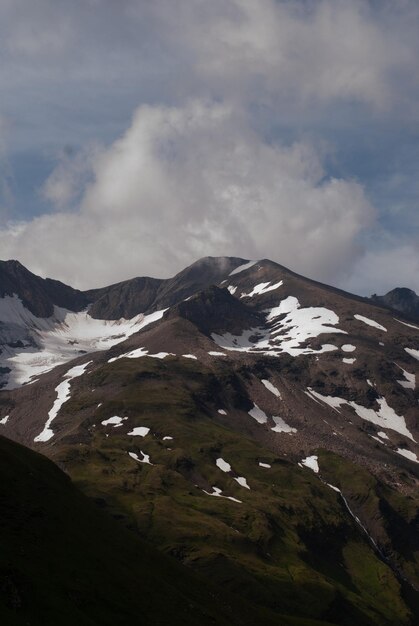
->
[49,357,418,625]
[1,434,336,626]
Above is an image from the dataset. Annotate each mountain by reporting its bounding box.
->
[371,288,419,323]
[1,256,419,625]
[0,259,89,316]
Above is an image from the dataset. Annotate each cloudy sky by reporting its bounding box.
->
[0,0,418,294]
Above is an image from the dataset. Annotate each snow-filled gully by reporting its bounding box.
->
[34,360,92,442]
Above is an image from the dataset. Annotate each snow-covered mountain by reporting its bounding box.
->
[0,257,243,388]
[1,256,419,625]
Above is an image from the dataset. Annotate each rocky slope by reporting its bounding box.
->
[1,256,419,625]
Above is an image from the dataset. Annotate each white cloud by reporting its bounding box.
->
[342,243,419,296]
[0,100,375,288]
[41,144,101,209]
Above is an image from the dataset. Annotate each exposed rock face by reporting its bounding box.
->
[0,259,89,317]
[87,276,163,319]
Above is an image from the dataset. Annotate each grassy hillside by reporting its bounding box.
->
[48,356,418,625]
[1,434,337,626]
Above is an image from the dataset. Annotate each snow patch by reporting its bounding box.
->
[258,462,271,468]
[343,358,356,364]
[341,344,356,352]
[216,458,231,473]
[128,427,150,437]
[0,415,9,425]
[182,354,197,360]
[101,415,128,427]
[163,436,173,441]
[109,347,174,363]
[128,451,153,465]
[327,483,341,493]
[261,379,281,398]
[248,404,268,424]
[202,486,242,503]
[208,351,227,356]
[395,319,419,330]
[229,260,257,276]
[271,415,296,434]
[34,360,92,442]
[405,347,419,361]
[354,314,387,332]
[305,388,344,412]
[301,455,319,473]
[395,448,418,463]
[234,476,250,489]
[227,285,237,295]
[108,347,147,363]
[217,409,227,415]
[306,387,415,441]
[370,435,385,445]
[396,365,415,390]
[242,280,283,298]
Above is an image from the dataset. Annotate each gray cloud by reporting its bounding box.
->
[0,1,418,292]
[1,0,418,149]
[342,242,419,296]
[0,101,374,288]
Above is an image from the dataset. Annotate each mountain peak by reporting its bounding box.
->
[371,286,419,322]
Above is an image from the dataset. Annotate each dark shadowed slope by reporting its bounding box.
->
[1,434,332,626]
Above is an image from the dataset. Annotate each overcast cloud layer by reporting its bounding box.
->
[0,0,418,293]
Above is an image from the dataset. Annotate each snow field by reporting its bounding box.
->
[212,294,345,358]
[0,294,167,388]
